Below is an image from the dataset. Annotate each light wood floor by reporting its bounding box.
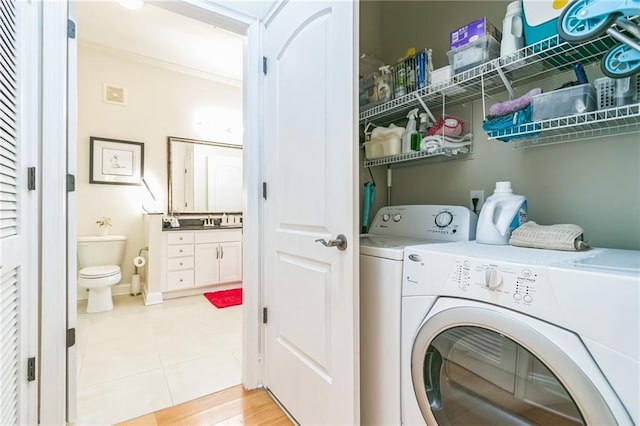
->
[119,385,293,425]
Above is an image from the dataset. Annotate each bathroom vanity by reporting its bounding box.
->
[143,216,243,304]
[164,229,242,291]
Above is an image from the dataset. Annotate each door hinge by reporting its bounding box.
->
[67,19,76,39]
[262,307,268,324]
[262,182,267,200]
[27,167,36,190]
[66,174,76,192]
[263,56,267,75]
[27,357,36,382]
[66,328,76,348]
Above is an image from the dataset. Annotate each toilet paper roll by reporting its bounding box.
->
[133,256,146,268]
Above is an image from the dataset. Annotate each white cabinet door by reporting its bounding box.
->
[194,243,220,286]
[263,0,359,424]
[219,241,242,283]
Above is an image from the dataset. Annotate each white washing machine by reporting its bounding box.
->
[360,205,477,425]
[401,241,639,425]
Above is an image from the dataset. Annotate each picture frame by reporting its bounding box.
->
[90,137,144,185]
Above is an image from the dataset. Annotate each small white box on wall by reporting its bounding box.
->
[103,84,127,105]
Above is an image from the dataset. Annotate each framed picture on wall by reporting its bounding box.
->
[90,137,144,185]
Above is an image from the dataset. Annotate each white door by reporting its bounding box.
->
[219,241,242,283]
[0,1,39,424]
[263,1,359,424]
[207,155,242,212]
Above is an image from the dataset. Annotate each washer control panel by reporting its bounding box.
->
[450,258,543,306]
[404,246,577,328]
[368,205,477,241]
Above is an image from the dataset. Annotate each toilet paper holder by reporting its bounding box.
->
[131,247,148,296]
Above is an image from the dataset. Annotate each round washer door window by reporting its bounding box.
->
[421,326,583,425]
[410,303,620,425]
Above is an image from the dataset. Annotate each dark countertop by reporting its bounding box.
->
[163,225,243,232]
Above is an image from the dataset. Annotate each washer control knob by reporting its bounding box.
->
[435,211,453,228]
[393,214,402,222]
[485,268,503,290]
[523,295,533,303]
[382,213,391,222]
[513,293,522,301]
[522,269,532,277]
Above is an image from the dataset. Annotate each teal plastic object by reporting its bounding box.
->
[362,182,376,233]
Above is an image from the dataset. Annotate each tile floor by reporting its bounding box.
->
[75,293,242,425]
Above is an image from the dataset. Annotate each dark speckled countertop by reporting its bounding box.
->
[163,225,242,232]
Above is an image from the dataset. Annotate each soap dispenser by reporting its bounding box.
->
[402,108,418,153]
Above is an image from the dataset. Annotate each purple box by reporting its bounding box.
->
[450,17,501,50]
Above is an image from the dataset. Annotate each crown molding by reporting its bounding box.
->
[79,40,243,88]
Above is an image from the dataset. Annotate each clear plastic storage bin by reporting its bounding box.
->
[447,35,500,75]
[531,84,596,121]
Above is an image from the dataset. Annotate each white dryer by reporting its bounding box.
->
[401,241,639,425]
[360,205,477,425]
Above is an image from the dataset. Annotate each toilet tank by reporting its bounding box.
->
[77,235,127,268]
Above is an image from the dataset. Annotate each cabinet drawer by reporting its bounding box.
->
[195,229,242,244]
[167,256,194,271]
[167,269,193,290]
[167,244,194,258]
[167,232,194,245]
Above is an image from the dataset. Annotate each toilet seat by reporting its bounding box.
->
[79,265,120,279]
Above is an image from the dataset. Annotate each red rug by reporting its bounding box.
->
[204,288,242,308]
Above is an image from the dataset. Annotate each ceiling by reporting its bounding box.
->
[77,1,252,83]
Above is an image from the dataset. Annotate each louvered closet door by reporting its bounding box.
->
[1,0,39,424]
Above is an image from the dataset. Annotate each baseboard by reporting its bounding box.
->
[77,282,241,304]
[143,284,164,305]
[162,282,242,300]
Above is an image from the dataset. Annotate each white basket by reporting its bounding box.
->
[594,76,640,109]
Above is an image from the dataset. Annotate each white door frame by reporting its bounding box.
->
[39,1,266,422]
[173,0,265,392]
[39,1,71,424]
[66,0,78,421]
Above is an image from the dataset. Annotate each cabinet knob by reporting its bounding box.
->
[179,237,183,240]
[179,249,183,253]
[179,262,183,266]
[179,279,183,282]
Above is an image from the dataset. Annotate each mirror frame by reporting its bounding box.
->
[167,136,243,215]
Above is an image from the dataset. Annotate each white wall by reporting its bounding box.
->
[359,1,640,250]
[77,43,242,287]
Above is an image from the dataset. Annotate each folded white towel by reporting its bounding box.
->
[510,221,590,251]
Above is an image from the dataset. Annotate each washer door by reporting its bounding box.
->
[411,299,626,425]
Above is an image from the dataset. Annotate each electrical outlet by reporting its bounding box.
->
[470,190,484,214]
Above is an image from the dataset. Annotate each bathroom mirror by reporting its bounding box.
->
[168,136,242,214]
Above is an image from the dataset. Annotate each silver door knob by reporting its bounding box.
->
[315,234,348,251]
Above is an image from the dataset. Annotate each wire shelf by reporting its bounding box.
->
[485,104,640,148]
[363,147,473,167]
[359,28,620,125]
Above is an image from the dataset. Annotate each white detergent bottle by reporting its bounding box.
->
[402,108,418,153]
[476,181,528,245]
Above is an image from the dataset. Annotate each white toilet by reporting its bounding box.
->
[77,235,127,313]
